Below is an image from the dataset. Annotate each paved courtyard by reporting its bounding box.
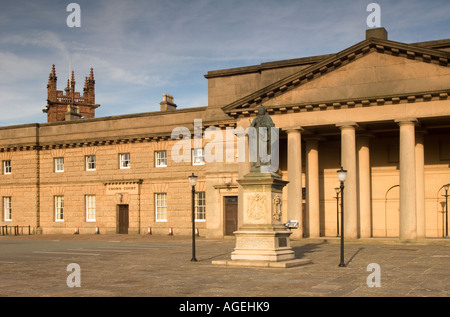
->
[0,234,448,299]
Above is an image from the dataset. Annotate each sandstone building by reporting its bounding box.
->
[1,28,449,240]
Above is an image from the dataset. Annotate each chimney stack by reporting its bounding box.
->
[366,27,388,40]
[160,94,177,111]
[65,105,82,121]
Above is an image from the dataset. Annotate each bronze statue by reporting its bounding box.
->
[249,105,276,172]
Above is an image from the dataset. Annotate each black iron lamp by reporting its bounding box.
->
[188,173,198,261]
[337,167,347,267]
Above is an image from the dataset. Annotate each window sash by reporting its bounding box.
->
[54,158,64,172]
[155,193,167,221]
[155,151,167,167]
[119,153,130,168]
[86,155,96,171]
[195,192,206,221]
[55,196,64,221]
[86,195,96,222]
[3,160,11,174]
[3,197,11,221]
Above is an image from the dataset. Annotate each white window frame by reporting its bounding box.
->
[155,193,167,222]
[86,155,96,171]
[155,151,167,167]
[195,191,206,222]
[3,160,11,174]
[3,196,11,221]
[55,195,64,222]
[119,153,131,169]
[192,148,205,166]
[54,157,64,173]
[86,195,96,222]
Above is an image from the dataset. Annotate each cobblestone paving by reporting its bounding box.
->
[0,234,448,297]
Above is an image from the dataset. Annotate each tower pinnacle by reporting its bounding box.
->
[43,65,100,122]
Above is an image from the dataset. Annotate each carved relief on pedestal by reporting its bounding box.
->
[273,194,282,221]
[247,193,266,220]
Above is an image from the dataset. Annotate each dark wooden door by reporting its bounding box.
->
[224,196,238,236]
[118,204,129,234]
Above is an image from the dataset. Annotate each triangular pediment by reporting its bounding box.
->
[222,38,450,116]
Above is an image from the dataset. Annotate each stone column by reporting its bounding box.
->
[357,135,371,238]
[415,131,425,239]
[305,137,320,237]
[336,123,358,239]
[286,128,303,239]
[396,119,417,240]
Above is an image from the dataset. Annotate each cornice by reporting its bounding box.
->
[0,120,237,153]
[204,54,334,79]
[222,38,450,117]
[229,89,450,118]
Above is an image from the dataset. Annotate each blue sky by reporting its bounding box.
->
[0,0,449,126]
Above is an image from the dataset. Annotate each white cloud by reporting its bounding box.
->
[0,30,71,61]
[0,52,47,84]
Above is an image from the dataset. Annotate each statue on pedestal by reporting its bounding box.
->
[212,104,311,268]
[249,105,278,173]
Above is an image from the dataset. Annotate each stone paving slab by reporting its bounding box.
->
[0,234,448,299]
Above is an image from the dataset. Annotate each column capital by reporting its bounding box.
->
[395,118,417,125]
[336,122,358,129]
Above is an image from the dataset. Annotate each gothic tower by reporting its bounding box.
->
[43,64,100,122]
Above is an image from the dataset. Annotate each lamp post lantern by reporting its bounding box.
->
[188,173,198,261]
[444,184,449,239]
[334,187,340,237]
[337,167,347,267]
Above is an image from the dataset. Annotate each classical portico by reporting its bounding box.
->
[221,28,450,240]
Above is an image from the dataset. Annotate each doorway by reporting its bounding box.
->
[117,204,129,234]
[224,196,238,236]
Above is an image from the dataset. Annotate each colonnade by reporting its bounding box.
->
[285,118,425,240]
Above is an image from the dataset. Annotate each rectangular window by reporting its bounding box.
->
[54,157,64,172]
[86,195,96,222]
[192,148,205,166]
[3,197,11,221]
[155,193,167,221]
[119,153,130,169]
[155,151,167,167]
[195,191,206,221]
[3,160,11,174]
[55,196,64,222]
[86,155,96,171]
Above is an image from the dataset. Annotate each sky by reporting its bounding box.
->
[0,0,449,126]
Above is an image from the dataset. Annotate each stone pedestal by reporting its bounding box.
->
[213,171,311,268]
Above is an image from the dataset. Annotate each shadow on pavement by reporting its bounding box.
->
[292,241,326,259]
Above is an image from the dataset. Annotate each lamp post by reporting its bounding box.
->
[188,173,198,261]
[337,167,347,267]
[443,184,449,239]
[334,187,340,237]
